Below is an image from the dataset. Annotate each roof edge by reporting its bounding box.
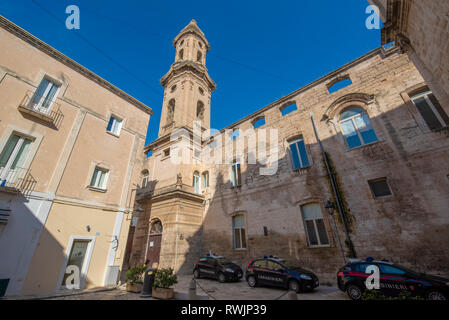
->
[219,46,401,132]
[0,15,153,115]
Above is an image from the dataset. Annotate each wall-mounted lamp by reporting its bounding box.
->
[324,199,335,216]
[86,225,91,232]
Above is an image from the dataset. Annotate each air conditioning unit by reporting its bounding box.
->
[104,266,120,286]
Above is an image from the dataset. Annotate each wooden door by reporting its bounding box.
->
[146,234,162,268]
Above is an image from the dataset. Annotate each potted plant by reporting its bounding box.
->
[152,268,178,299]
[125,265,146,293]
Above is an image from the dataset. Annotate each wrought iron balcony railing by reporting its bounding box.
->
[18,90,63,124]
[0,166,35,192]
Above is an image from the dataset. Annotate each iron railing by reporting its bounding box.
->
[0,166,34,192]
[18,90,63,123]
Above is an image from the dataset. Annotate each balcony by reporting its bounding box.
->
[0,166,36,194]
[136,182,203,203]
[17,90,63,126]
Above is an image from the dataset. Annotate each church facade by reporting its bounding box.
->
[129,20,449,282]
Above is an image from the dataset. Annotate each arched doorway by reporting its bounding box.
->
[146,219,162,268]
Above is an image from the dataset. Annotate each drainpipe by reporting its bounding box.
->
[310,112,357,259]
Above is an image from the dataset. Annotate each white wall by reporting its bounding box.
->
[0,191,52,296]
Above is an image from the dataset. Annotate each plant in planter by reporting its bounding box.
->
[152,268,178,299]
[125,265,146,293]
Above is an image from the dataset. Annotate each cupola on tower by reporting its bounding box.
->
[159,19,216,138]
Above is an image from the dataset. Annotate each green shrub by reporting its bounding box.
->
[152,268,178,289]
[126,265,147,285]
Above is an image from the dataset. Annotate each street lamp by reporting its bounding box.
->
[324,199,335,215]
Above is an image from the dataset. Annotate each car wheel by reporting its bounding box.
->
[288,280,301,293]
[247,275,257,288]
[193,269,200,279]
[426,290,447,301]
[346,284,363,300]
[218,272,226,283]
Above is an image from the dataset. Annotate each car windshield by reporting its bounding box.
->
[216,257,232,265]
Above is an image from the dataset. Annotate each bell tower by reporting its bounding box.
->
[158,19,216,137]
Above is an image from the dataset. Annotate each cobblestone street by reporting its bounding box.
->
[37,275,348,300]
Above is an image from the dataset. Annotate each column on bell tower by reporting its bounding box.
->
[158,19,216,138]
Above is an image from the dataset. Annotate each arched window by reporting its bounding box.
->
[179,49,184,60]
[141,170,149,188]
[231,129,239,140]
[196,101,205,120]
[166,99,175,124]
[280,103,297,116]
[193,171,201,194]
[252,117,265,129]
[328,77,352,94]
[197,51,202,63]
[150,219,163,234]
[339,107,378,149]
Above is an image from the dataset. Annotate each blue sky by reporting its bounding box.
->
[0,0,380,144]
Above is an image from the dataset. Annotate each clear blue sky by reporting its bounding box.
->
[1,0,380,144]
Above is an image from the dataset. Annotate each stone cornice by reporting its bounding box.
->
[160,61,216,91]
[381,0,412,45]
[0,15,153,115]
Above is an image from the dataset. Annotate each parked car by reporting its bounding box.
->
[245,256,319,293]
[337,257,449,300]
[193,254,243,283]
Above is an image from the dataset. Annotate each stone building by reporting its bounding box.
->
[369,0,449,119]
[130,18,449,283]
[0,16,152,296]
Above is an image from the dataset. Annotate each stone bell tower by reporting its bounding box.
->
[158,19,216,137]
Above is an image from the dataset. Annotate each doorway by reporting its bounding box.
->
[58,236,95,291]
[146,219,162,269]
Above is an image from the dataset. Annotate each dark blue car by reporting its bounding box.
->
[245,256,319,293]
[337,257,449,300]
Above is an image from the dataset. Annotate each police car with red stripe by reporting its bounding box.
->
[337,257,449,300]
[193,254,243,283]
[246,256,319,293]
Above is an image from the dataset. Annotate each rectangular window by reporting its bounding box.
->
[233,215,246,249]
[30,78,60,113]
[193,173,200,194]
[106,116,123,136]
[231,161,242,187]
[368,178,392,198]
[288,136,310,170]
[163,148,170,157]
[301,203,329,247]
[90,167,109,190]
[202,172,209,188]
[0,134,32,170]
[411,89,449,130]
